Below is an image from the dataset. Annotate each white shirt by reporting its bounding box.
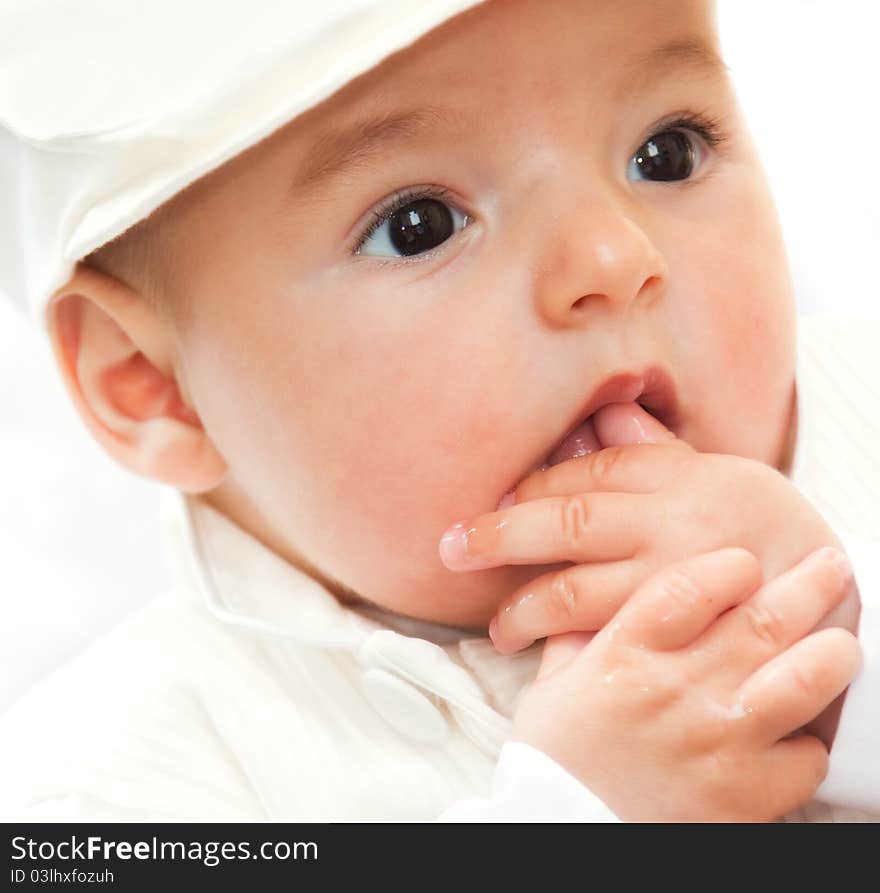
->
[1,312,878,822]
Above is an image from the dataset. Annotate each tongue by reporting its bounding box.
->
[545,415,602,467]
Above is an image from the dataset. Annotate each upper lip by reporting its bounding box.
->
[522,364,681,476]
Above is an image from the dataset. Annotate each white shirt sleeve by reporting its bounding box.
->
[815,533,880,811]
[438,740,620,822]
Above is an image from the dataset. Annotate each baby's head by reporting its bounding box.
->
[48,0,796,627]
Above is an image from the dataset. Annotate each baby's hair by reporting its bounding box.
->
[80,196,183,320]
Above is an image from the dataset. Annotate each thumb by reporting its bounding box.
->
[592,401,682,449]
[535,631,596,680]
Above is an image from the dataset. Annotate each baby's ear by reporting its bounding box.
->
[45,263,227,492]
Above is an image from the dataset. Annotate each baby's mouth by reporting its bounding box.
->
[529,401,640,473]
[495,401,656,511]
[542,398,672,469]
[543,411,602,469]
[497,366,680,508]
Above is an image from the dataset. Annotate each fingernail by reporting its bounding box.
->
[439,523,469,569]
[629,414,658,444]
[440,522,499,570]
[489,615,521,654]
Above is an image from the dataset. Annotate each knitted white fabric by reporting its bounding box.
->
[786,312,880,821]
[788,313,880,540]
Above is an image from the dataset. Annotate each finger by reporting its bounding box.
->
[762,735,829,818]
[439,492,647,571]
[701,546,855,672]
[490,559,646,654]
[511,442,692,508]
[534,631,597,680]
[592,401,681,449]
[736,627,861,744]
[605,547,763,651]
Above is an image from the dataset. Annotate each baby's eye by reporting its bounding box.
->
[627,110,727,183]
[627,128,702,182]
[354,189,469,259]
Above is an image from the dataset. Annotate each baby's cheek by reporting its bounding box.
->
[335,398,502,532]
[715,311,767,383]
[324,397,514,592]
[682,294,793,462]
[720,299,792,399]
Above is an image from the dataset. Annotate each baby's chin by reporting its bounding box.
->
[377,559,571,630]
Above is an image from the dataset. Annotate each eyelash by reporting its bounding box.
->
[349,108,730,256]
[651,107,729,155]
[351,184,457,257]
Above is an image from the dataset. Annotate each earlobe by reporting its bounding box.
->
[46,265,227,493]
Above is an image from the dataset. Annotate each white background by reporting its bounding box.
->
[1,0,878,710]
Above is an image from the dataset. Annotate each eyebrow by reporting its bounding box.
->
[289,106,460,197]
[288,36,729,198]
[618,36,730,99]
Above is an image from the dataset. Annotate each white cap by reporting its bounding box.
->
[0,0,486,336]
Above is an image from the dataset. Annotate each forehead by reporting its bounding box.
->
[326,0,717,107]
[283,0,723,199]
[188,0,720,220]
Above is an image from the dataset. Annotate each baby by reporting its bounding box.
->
[2,0,879,822]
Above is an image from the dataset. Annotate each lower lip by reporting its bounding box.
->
[495,411,603,510]
[535,379,647,472]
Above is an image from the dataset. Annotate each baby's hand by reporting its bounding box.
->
[511,546,860,822]
[439,403,859,659]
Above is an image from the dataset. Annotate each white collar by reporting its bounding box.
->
[156,487,542,747]
[157,487,492,647]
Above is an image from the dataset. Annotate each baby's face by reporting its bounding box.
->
[167,0,796,626]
